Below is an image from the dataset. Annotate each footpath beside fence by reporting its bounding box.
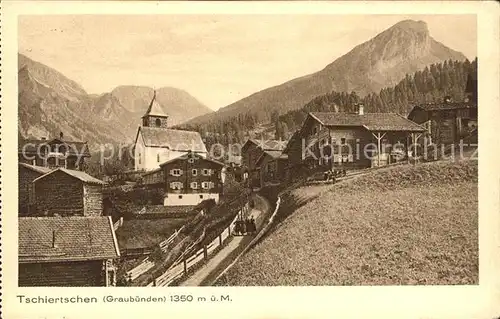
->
[211,196,281,285]
[146,204,248,287]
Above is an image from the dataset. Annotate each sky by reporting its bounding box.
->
[19,14,477,110]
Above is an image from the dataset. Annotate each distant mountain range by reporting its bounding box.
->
[18,53,212,149]
[185,19,467,126]
[18,19,469,150]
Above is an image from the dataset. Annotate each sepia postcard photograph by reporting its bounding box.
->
[1,1,499,319]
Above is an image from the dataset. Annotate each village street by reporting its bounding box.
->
[179,194,271,286]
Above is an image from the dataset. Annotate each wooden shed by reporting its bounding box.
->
[33,168,105,217]
[255,150,288,188]
[18,163,52,216]
[18,216,120,287]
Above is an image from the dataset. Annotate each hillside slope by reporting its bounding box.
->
[187,19,466,125]
[216,160,478,286]
[18,53,212,148]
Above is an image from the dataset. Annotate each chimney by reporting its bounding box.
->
[358,104,364,115]
[52,230,58,248]
[60,131,64,139]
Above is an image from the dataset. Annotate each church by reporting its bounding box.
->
[134,91,208,172]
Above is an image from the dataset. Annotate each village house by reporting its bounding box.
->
[18,132,91,170]
[18,216,120,287]
[134,91,207,172]
[18,163,52,216]
[255,149,288,188]
[407,73,478,146]
[241,139,287,187]
[33,168,106,217]
[291,105,426,171]
[142,152,225,207]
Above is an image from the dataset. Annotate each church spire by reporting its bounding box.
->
[142,89,169,128]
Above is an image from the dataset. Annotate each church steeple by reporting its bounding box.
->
[142,90,169,128]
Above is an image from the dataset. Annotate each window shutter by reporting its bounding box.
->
[347,155,354,162]
[178,169,183,176]
[209,182,215,189]
[170,169,174,176]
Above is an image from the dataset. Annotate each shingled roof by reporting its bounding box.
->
[255,150,288,166]
[309,112,425,132]
[33,168,105,185]
[19,138,91,157]
[242,138,288,152]
[136,127,207,153]
[158,152,224,167]
[19,162,52,175]
[142,90,168,118]
[19,216,120,263]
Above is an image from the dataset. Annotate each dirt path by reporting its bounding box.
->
[179,194,270,286]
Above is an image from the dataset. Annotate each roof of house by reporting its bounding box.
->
[19,162,53,175]
[33,168,105,185]
[158,152,224,168]
[18,216,120,263]
[242,138,288,152]
[142,90,168,118]
[19,138,91,157]
[138,205,197,215]
[308,112,425,132]
[255,150,288,166]
[136,126,207,153]
[410,101,477,112]
[282,130,301,154]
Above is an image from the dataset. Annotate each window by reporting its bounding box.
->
[202,169,211,176]
[341,138,346,145]
[138,153,141,165]
[192,169,198,176]
[170,182,183,190]
[170,169,182,176]
[188,158,195,164]
[157,153,160,162]
[155,118,161,127]
[199,195,204,199]
[190,182,198,189]
[202,182,210,189]
[178,195,183,199]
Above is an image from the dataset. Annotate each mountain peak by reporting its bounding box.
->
[391,19,429,34]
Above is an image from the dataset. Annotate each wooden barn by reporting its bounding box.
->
[18,216,120,287]
[18,132,91,171]
[33,168,105,217]
[292,106,425,171]
[18,163,52,216]
[241,139,287,187]
[142,152,225,207]
[255,150,288,187]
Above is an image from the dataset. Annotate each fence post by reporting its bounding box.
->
[219,234,222,246]
[203,245,208,259]
[228,226,231,237]
[153,278,157,287]
[183,259,187,275]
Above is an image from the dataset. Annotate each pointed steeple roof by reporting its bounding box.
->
[142,90,168,118]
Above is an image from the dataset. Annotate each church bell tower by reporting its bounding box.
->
[142,90,169,128]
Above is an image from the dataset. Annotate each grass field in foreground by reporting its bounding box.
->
[218,160,478,286]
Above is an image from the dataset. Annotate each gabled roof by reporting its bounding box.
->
[255,150,288,166]
[136,126,207,153]
[19,216,120,263]
[158,152,225,168]
[242,138,288,152]
[282,130,301,154]
[142,90,168,118]
[308,112,425,132]
[19,138,91,157]
[19,162,52,175]
[33,168,105,185]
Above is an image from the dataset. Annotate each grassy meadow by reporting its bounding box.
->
[216,160,478,286]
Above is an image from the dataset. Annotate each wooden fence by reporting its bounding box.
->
[125,226,185,281]
[146,206,246,287]
[113,217,124,231]
[211,196,281,285]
